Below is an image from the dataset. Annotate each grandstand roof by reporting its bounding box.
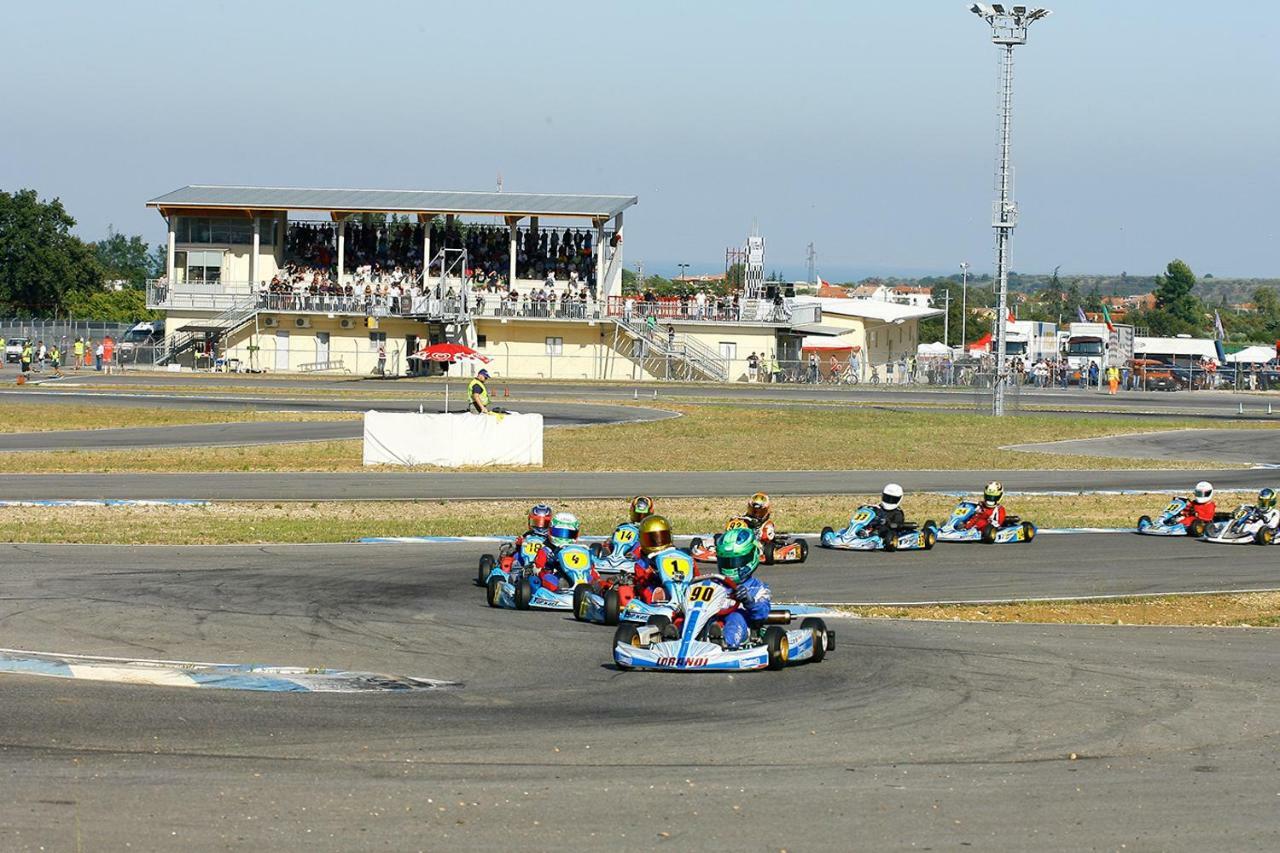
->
[148,185,637,219]
[795,296,942,323]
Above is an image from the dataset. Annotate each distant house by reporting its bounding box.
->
[888,285,933,308]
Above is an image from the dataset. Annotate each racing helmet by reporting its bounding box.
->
[629,495,655,524]
[716,527,759,583]
[548,512,581,547]
[1193,481,1214,504]
[638,515,673,556]
[1260,488,1277,510]
[528,503,553,535]
[983,481,1004,508]
[747,492,772,521]
[881,483,904,511]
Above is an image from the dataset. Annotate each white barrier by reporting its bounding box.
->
[362,411,544,467]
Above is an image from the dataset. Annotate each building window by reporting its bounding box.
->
[257,217,277,246]
[719,342,737,360]
[545,336,563,355]
[369,331,386,350]
[177,216,253,245]
[182,250,224,284]
[476,335,487,348]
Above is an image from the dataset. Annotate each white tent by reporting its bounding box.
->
[916,341,951,356]
[800,335,855,351]
[1226,345,1276,364]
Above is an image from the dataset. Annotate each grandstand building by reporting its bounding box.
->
[145,185,938,380]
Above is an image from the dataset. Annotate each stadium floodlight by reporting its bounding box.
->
[968,3,1051,416]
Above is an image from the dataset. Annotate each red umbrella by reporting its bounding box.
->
[409,342,490,364]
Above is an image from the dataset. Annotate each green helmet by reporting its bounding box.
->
[716,527,759,582]
[548,512,580,547]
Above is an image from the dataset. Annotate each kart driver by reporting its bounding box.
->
[1249,488,1279,528]
[963,481,1007,532]
[630,495,655,524]
[512,503,554,565]
[715,527,773,650]
[632,515,694,604]
[1180,481,1217,529]
[862,483,906,541]
[531,511,582,591]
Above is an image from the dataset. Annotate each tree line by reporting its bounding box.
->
[0,189,160,321]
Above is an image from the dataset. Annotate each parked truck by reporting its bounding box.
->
[1002,320,1058,364]
[1063,322,1134,384]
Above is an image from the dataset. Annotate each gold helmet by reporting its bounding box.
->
[747,492,772,521]
[629,495,656,523]
[638,515,673,556]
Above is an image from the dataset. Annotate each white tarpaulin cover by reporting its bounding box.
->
[1226,345,1276,364]
[917,341,951,356]
[362,411,544,467]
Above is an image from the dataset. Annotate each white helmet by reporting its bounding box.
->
[1193,481,1213,504]
[880,483,904,510]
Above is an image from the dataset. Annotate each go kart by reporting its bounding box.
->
[936,501,1036,544]
[590,524,641,572]
[1135,497,1226,537]
[819,506,938,551]
[689,517,809,565]
[1202,505,1278,546]
[575,548,696,626]
[612,574,833,672]
[476,533,546,585]
[485,543,594,610]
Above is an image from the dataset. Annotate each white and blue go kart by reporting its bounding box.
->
[819,506,938,551]
[1202,505,1278,546]
[936,501,1037,544]
[575,548,695,626]
[612,574,833,672]
[485,543,593,610]
[1136,497,1207,537]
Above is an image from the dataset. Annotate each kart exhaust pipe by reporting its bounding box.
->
[765,610,793,624]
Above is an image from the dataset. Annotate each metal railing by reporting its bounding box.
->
[605,296,819,326]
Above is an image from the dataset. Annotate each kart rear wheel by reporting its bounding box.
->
[883,533,897,552]
[604,588,622,626]
[764,626,789,670]
[819,526,834,548]
[762,540,775,565]
[514,577,534,610]
[486,576,503,608]
[477,554,495,586]
[800,617,828,663]
[689,537,704,555]
[795,539,809,563]
[647,614,678,641]
[589,542,603,559]
[981,525,997,544]
[573,584,591,621]
[1255,527,1275,546]
[1022,521,1036,542]
[1189,519,1208,538]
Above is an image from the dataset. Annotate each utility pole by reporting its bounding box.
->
[806,242,817,286]
[942,287,951,348]
[969,3,1051,415]
[960,261,970,350]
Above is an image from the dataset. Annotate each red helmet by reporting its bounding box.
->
[528,503,553,534]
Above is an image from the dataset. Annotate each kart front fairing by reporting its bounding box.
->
[1137,497,1192,536]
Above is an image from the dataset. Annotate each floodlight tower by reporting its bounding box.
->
[969,3,1051,415]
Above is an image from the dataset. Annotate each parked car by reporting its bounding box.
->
[118,321,165,361]
[4,338,30,364]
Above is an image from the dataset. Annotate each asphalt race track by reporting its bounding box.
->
[2,540,1279,850]
[1010,428,1280,466]
[3,468,1280,502]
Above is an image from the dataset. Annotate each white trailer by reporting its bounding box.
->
[1003,320,1058,363]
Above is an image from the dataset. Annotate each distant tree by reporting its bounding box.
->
[1152,258,1202,333]
[0,189,103,315]
[63,288,156,323]
[91,228,154,288]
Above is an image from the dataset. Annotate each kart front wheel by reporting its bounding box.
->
[486,576,503,608]
[800,617,828,663]
[613,623,644,670]
[604,588,622,626]
[477,554,495,586]
[1137,515,1152,531]
[589,542,603,559]
[1255,527,1275,546]
[514,577,534,610]
[922,527,937,550]
[647,614,678,641]
[573,584,591,621]
[764,626,789,670]
[819,526,834,548]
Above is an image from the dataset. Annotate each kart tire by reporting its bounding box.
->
[883,532,897,552]
[604,588,622,626]
[589,542,603,559]
[796,538,809,563]
[613,623,643,670]
[1189,519,1208,538]
[689,537,703,555]
[647,614,678,641]
[762,540,775,565]
[764,626,789,670]
[1137,514,1152,531]
[477,554,495,586]
[486,576,503,608]
[1255,527,1275,546]
[514,577,534,610]
[1022,521,1036,542]
[922,526,937,551]
[800,617,828,663]
[573,584,591,622]
[819,526,834,548]
[981,525,997,544]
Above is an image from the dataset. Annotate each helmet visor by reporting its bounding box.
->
[1194,485,1212,500]
[549,523,578,542]
[716,551,756,574]
[880,492,901,509]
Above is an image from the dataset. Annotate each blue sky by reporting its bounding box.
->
[3,1,1277,280]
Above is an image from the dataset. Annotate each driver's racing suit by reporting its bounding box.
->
[1180,499,1217,529]
[722,577,772,650]
[632,546,693,604]
[963,503,1007,532]
[862,505,905,542]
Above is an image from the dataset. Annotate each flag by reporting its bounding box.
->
[1006,307,1016,323]
[1076,306,1088,323]
[1214,310,1226,341]
[816,275,828,288]
[1101,304,1115,333]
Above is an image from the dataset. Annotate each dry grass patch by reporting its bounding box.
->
[840,592,1280,628]
[0,401,359,433]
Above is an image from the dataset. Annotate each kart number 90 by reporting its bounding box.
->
[689,586,717,603]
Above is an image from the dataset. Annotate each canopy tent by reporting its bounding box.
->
[800,336,858,351]
[916,341,951,356]
[968,332,993,353]
[1226,345,1276,364]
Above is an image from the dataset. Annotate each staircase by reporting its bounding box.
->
[611,316,729,382]
[158,297,259,365]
